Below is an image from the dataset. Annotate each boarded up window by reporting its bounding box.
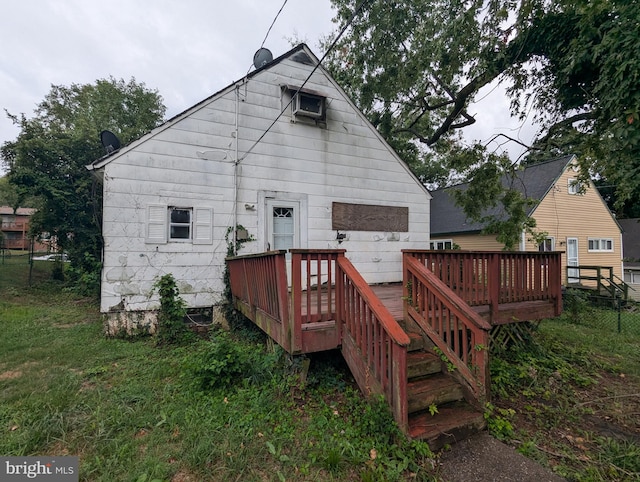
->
[332,202,408,232]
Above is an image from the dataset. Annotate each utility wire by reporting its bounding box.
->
[261,0,288,49]
[239,0,371,162]
[247,0,290,75]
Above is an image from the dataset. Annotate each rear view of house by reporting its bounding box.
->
[87,44,431,334]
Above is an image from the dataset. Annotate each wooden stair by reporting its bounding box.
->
[404,332,486,450]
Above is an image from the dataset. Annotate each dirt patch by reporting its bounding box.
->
[0,370,22,381]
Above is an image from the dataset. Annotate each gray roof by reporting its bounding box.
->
[619,218,640,262]
[430,155,576,236]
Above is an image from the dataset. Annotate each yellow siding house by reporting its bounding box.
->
[430,155,624,286]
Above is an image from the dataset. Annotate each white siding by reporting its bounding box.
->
[98,47,430,313]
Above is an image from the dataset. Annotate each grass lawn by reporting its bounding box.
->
[1,254,639,481]
[0,256,435,481]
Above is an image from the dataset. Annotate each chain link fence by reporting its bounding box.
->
[562,288,640,335]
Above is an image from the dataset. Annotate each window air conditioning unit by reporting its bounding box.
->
[292,92,325,119]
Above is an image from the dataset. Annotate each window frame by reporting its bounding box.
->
[567,178,584,195]
[430,239,453,250]
[538,236,555,252]
[145,204,212,245]
[169,207,193,242]
[587,238,614,252]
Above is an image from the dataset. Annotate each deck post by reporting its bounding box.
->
[488,253,500,324]
[291,251,303,353]
[335,252,345,344]
[274,252,291,353]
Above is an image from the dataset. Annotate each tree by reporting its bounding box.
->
[1,77,165,292]
[326,0,640,245]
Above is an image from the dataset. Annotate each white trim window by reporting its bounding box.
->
[430,239,453,250]
[568,178,584,195]
[624,270,640,284]
[145,204,212,244]
[538,237,555,252]
[588,238,613,252]
[169,208,192,241]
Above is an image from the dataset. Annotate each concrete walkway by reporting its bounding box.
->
[438,433,565,482]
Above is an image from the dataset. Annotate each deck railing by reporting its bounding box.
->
[290,249,345,352]
[403,250,562,322]
[226,250,292,351]
[403,255,491,403]
[337,256,410,432]
[567,265,630,301]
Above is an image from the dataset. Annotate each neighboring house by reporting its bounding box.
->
[87,44,431,333]
[0,206,49,251]
[430,155,624,285]
[619,218,640,302]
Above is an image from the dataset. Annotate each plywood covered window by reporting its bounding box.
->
[332,202,408,232]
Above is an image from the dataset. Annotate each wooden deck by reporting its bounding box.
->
[227,249,563,444]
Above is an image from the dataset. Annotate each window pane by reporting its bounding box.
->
[170,226,190,239]
[171,209,191,223]
[273,207,294,250]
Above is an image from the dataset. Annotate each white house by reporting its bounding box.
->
[87,44,431,334]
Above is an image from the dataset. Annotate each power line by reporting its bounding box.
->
[260,0,289,50]
[239,0,371,162]
[246,0,289,76]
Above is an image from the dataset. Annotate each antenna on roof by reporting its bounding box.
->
[100,130,121,154]
[253,48,273,69]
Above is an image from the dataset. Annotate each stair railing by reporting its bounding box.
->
[336,256,411,433]
[567,265,631,302]
[403,255,492,404]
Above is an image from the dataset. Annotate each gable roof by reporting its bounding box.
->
[430,155,576,236]
[86,44,429,201]
[619,218,640,262]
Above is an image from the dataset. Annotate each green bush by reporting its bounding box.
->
[153,274,194,346]
[183,331,276,391]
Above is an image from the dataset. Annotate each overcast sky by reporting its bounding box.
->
[0,0,534,176]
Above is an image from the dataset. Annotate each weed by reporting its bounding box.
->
[153,273,194,346]
[433,346,456,372]
[182,331,276,391]
[484,403,515,441]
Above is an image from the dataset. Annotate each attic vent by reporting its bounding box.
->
[292,91,325,119]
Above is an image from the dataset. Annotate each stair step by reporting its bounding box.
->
[407,351,441,379]
[407,373,464,414]
[408,403,486,451]
[407,332,425,352]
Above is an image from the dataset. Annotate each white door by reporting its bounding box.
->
[267,201,299,253]
[567,237,579,283]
